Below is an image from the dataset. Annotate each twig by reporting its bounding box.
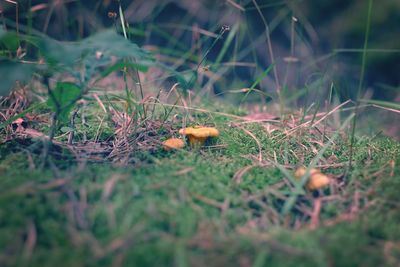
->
[68,109,78,145]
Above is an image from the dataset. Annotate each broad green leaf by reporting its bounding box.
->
[0,29,188,99]
[0,31,19,51]
[0,60,37,95]
[0,29,157,95]
[60,126,74,133]
[47,82,81,122]
[99,61,149,79]
[37,30,155,83]
[78,30,154,62]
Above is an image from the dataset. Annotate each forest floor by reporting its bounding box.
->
[0,90,399,267]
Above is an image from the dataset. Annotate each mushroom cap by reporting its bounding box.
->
[179,126,219,138]
[162,138,185,150]
[306,173,330,190]
[294,166,320,179]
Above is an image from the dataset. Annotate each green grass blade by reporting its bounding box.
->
[359,99,400,110]
[214,23,239,66]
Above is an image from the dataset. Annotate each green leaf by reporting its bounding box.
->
[38,30,155,84]
[214,23,239,66]
[60,126,74,133]
[79,30,154,62]
[240,63,275,104]
[0,31,20,51]
[0,60,38,95]
[47,82,81,122]
[99,61,149,79]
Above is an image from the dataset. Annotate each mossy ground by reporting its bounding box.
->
[0,102,399,267]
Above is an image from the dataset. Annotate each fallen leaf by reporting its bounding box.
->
[242,112,278,121]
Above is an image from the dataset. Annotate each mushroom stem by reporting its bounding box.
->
[188,136,207,147]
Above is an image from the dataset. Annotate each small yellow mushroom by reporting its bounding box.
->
[162,138,185,151]
[179,126,219,147]
[294,166,330,191]
[306,172,330,191]
[294,166,320,179]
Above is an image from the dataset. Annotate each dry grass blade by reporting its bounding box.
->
[93,93,107,113]
[311,100,351,127]
[235,229,311,257]
[226,0,245,11]
[191,192,225,210]
[22,220,36,259]
[233,164,258,184]
[102,175,126,200]
[234,124,263,162]
[251,0,280,89]
[38,178,71,190]
[309,198,321,230]
[370,104,400,114]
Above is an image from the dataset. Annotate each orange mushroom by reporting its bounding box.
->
[162,138,185,151]
[294,166,330,191]
[179,126,219,147]
[294,166,320,178]
[306,172,330,191]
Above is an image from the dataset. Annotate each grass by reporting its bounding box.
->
[0,99,399,266]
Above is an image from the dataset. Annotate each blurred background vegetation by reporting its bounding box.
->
[0,2,399,266]
[1,0,399,107]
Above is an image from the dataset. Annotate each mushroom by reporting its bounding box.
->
[294,166,320,178]
[179,126,219,147]
[306,172,330,191]
[162,138,185,151]
[294,166,330,191]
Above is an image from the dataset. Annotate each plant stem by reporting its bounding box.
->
[348,0,374,171]
[186,25,230,91]
[251,0,282,115]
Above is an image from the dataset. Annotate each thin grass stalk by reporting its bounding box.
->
[282,15,297,89]
[348,0,374,171]
[117,0,147,118]
[186,25,230,91]
[251,0,283,115]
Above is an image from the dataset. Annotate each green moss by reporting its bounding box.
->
[0,108,399,267]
